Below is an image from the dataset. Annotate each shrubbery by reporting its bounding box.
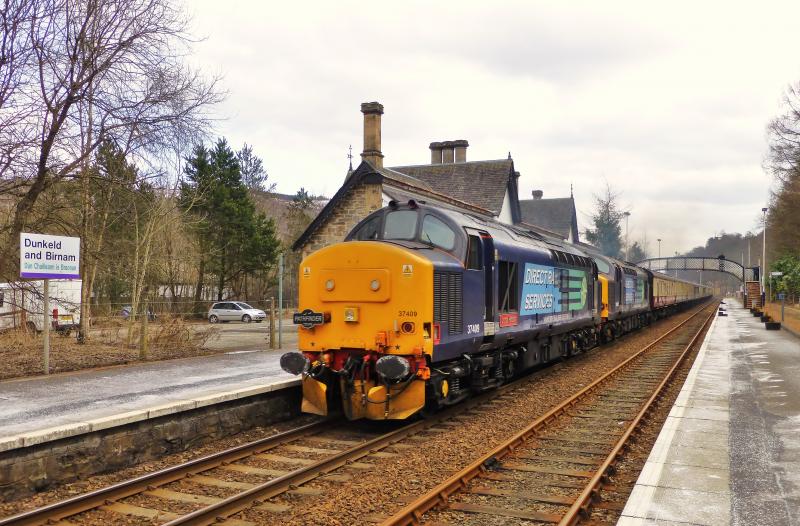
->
[768,254,800,303]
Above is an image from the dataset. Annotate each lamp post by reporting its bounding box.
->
[623,211,631,260]
[657,238,661,259]
[762,207,768,303]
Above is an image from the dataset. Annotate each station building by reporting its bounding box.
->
[292,102,579,258]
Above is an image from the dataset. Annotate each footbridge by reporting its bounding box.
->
[636,256,759,282]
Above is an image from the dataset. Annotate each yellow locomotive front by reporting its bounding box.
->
[280,241,434,420]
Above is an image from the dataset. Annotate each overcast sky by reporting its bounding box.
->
[188,1,800,257]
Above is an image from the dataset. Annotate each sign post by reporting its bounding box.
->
[278,253,284,349]
[42,279,49,374]
[20,233,80,374]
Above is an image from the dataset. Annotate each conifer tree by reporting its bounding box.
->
[584,184,625,259]
[181,139,279,304]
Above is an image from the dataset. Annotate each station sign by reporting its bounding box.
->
[770,272,783,277]
[20,233,80,279]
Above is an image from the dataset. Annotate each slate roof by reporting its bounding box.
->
[519,197,578,241]
[377,167,497,216]
[386,159,515,216]
[293,158,522,251]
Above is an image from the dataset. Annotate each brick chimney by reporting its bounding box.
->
[453,139,469,163]
[360,102,384,168]
[532,190,543,199]
[429,142,443,164]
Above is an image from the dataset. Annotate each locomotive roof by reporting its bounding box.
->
[417,202,585,258]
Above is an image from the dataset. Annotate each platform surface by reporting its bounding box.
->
[618,299,800,525]
[0,348,297,452]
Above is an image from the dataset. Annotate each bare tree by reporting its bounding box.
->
[766,81,800,257]
[0,0,223,278]
[126,187,170,345]
[767,81,800,184]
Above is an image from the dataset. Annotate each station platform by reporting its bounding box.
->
[0,349,297,453]
[619,299,800,525]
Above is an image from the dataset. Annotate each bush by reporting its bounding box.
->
[769,254,800,302]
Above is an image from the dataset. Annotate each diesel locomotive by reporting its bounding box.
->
[281,200,711,420]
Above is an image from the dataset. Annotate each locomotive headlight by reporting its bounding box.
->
[375,355,411,381]
[280,351,310,375]
[370,279,381,291]
[325,279,335,291]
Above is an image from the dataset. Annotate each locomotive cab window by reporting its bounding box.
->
[594,258,610,274]
[383,210,418,240]
[498,261,519,312]
[466,235,482,270]
[421,215,456,250]
[353,215,381,240]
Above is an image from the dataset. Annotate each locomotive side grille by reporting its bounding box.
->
[434,271,463,335]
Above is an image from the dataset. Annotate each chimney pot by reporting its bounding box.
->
[441,140,455,163]
[360,101,384,168]
[429,141,443,164]
[360,101,384,115]
[453,139,469,163]
[532,190,543,199]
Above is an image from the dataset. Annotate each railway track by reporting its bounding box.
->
[0,303,714,526]
[0,358,578,525]
[382,302,717,526]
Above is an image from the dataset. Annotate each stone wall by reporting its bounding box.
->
[301,182,382,259]
[0,387,301,501]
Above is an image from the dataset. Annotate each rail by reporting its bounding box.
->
[0,419,338,526]
[381,301,717,526]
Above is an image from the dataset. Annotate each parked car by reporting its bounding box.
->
[208,302,266,323]
[119,305,157,321]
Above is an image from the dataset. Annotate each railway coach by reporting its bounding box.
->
[281,200,710,420]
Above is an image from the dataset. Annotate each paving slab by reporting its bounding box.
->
[0,348,298,449]
[622,485,731,525]
[619,299,800,525]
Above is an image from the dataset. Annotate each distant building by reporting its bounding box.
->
[292,102,577,258]
[519,190,580,243]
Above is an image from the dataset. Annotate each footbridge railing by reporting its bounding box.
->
[636,256,759,282]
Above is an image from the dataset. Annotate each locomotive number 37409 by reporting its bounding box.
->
[398,310,418,317]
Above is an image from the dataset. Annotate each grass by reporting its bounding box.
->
[0,317,220,381]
